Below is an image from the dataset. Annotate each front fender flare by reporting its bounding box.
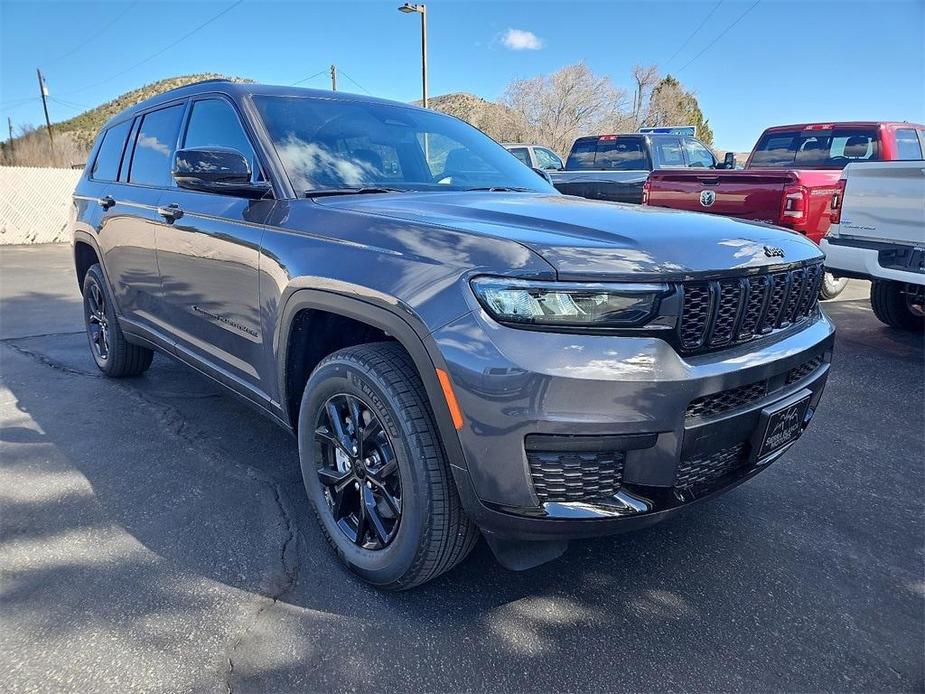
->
[275,288,470,477]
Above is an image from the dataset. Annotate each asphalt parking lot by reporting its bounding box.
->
[1,243,922,693]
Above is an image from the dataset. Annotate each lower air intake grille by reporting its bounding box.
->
[787,354,824,384]
[527,450,626,503]
[676,442,750,490]
[685,380,768,420]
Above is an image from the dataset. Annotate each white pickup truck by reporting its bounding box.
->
[822,160,925,330]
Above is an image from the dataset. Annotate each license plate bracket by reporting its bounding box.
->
[752,389,812,461]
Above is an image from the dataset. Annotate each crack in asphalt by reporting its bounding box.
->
[1,336,302,692]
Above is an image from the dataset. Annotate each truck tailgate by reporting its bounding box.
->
[838,161,925,246]
[645,170,798,225]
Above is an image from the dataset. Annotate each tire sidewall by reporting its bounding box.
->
[82,264,115,372]
[820,272,848,300]
[298,357,430,586]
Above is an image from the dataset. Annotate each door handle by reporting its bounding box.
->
[97,195,115,210]
[157,203,183,223]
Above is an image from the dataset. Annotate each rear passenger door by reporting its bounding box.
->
[96,103,185,329]
[154,96,275,401]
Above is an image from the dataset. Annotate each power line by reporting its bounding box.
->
[676,0,761,74]
[664,0,724,68]
[60,0,244,96]
[47,1,140,65]
[291,69,327,86]
[338,70,371,95]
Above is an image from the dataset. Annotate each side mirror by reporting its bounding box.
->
[172,147,271,198]
[723,152,736,169]
[532,167,553,184]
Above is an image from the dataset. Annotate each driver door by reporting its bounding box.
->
[154,96,275,400]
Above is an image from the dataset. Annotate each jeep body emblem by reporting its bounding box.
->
[763,246,785,258]
[699,190,716,207]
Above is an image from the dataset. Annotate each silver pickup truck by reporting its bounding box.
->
[822,160,925,330]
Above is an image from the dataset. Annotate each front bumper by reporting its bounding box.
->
[433,308,835,541]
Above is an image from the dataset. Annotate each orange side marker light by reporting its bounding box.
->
[436,368,464,430]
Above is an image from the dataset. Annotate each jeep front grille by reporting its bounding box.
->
[677,262,823,353]
[527,449,625,503]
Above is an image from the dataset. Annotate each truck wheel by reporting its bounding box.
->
[298,341,478,590]
[870,280,925,331]
[82,264,154,377]
[819,272,848,300]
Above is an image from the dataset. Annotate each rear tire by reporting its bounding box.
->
[870,279,925,331]
[298,341,478,590]
[819,272,848,300]
[82,264,154,377]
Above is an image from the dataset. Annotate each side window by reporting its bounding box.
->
[535,147,562,170]
[128,104,184,187]
[652,138,684,167]
[895,128,923,160]
[91,120,132,182]
[183,99,260,178]
[509,147,531,166]
[684,139,715,168]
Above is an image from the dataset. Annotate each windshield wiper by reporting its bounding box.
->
[305,187,404,198]
[464,186,533,192]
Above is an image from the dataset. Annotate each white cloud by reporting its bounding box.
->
[501,28,543,51]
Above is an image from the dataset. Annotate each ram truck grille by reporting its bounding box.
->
[678,262,824,353]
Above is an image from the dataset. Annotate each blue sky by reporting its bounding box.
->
[1,0,923,151]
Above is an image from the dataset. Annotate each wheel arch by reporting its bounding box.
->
[73,231,103,293]
[276,289,468,472]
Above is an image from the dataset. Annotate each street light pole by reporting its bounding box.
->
[398,3,427,108]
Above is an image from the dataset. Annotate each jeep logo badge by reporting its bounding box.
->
[763,246,785,258]
[699,190,716,207]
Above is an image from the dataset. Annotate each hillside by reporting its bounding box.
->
[53,73,252,150]
[2,73,250,167]
[3,80,522,168]
[423,92,531,143]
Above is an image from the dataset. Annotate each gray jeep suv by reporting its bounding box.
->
[71,80,834,589]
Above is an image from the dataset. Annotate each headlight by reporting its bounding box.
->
[470,277,669,329]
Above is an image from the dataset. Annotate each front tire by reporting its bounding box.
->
[82,264,153,377]
[870,279,925,331]
[298,342,478,590]
[819,272,849,300]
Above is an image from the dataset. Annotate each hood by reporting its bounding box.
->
[315,191,823,281]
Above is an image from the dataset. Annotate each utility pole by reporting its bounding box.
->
[398,4,428,108]
[330,64,337,91]
[36,68,56,159]
[7,117,14,164]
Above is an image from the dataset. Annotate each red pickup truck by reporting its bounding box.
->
[644,122,925,298]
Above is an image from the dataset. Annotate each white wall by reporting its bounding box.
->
[0,166,83,245]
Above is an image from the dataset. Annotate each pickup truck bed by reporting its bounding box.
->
[549,170,649,205]
[645,169,839,243]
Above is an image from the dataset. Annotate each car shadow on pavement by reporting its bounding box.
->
[2,304,922,691]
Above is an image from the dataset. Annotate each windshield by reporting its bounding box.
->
[252,95,555,194]
[749,127,880,169]
[565,137,649,171]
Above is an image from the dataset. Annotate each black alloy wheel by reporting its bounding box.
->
[314,393,402,550]
[85,279,111,361]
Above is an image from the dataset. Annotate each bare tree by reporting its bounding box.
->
[631,64,659,129]
[502,62,631,155]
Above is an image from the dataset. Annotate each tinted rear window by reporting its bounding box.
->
[91,120,132,182]
[566,137,648,170]
[749,127,880,169]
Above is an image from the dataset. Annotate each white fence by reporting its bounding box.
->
[0,166,83,245]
